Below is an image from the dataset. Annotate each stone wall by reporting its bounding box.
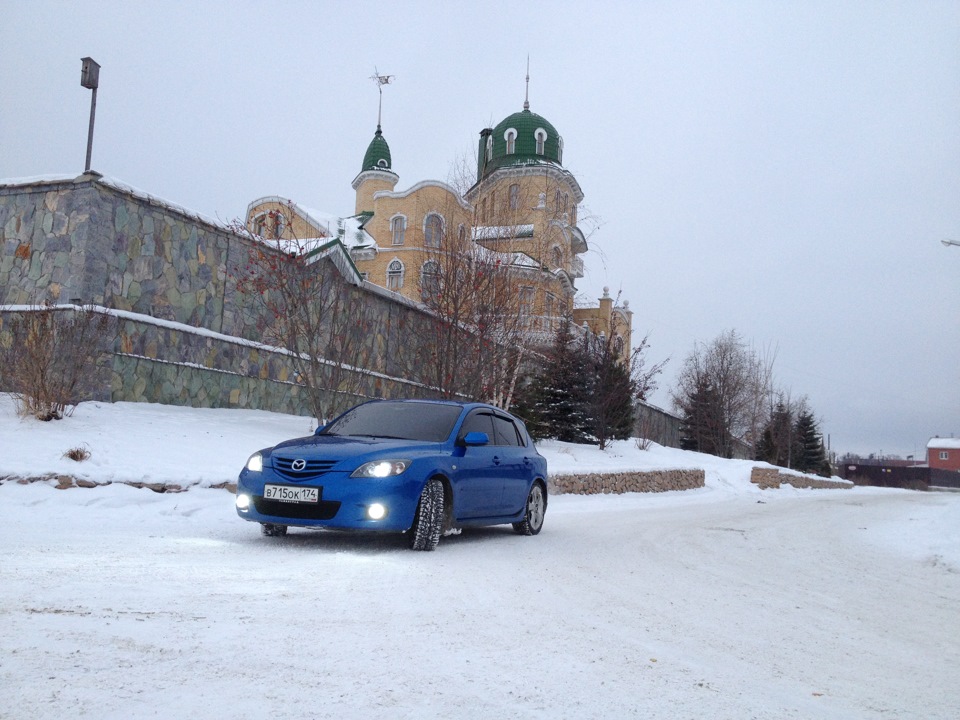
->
[549,469,705,495]
[0,176,448,415]
[750,467,852,490]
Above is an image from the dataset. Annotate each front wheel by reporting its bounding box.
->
[513,482,546,536]
[410,478,444,551]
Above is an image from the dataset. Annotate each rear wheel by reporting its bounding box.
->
[513,482,546,536]
[410,478,444,551]
[260,522,287,537]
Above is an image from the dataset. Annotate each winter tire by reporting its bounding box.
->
[260,522,287,537]
[410,478,444,551]
[513,482,546,536]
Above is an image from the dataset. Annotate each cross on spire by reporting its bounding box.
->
[523,56,530,111]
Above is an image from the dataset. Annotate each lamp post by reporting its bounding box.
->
[942,239,960,248]
[80,57,100,174]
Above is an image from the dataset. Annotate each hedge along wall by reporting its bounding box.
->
[0,176,447,415]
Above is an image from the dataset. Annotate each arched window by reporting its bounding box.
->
[457,224,466,244]
[390,215,406,245]
[504,128,517,155]
[509,183,520,210]
[424,214,443,248]
[558,136,564,163]
[485,135,493,161]
[552,246,563,269]
[614,335,625,356]
[420,260,441,301]
[377,158,388,168]
[554,189,562,217]
[253,213,266,237]
[387,259,404,290]
[272,212,285,239]
[535,128,547,155]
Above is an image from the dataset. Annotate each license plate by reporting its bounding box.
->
[264,485,319,503]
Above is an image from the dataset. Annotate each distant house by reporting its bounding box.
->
[927,437,960,472]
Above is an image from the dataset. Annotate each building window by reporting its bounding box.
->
[420,260,441,301]
[458,224,466,244]
[941,451,950,461]
[485,135,493,161]
[272,213,285,239]
[253,214,266,237]
[519,286,535,315]
[554,189,562,217]
[558,136,564,163]
[424,214,443,248]
[391,215,406,245]
[509,184,520,210]
[360,271,369,281]
[387,259,404,290]
[535,128,547,155]
[544,292,556,318]
[562,193,569,216]
[377,158,388,168]
[505,129,517,155]
[552,246,563,268]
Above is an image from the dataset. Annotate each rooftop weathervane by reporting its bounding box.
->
[370,69,394,128]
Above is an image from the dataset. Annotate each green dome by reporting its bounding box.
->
[478,108,563,179]
[361,125,392,172]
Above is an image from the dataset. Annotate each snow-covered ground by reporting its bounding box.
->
[2,396,959,719]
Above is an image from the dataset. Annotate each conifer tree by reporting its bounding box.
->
[678,377,728,455]
[584,334,636,449]
[794,409,828,475]
[514,320,590,443]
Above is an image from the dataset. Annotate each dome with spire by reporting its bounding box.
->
[361,125,393,172]
[477,104,563,180]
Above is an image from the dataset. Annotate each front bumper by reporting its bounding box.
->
[235,468,423,532]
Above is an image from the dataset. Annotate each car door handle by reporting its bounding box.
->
[523,457,533,466]
[492,455,501,465]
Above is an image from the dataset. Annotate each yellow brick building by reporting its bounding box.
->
[246,95,633,357]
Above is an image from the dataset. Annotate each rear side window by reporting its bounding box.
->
[491,415,522,446]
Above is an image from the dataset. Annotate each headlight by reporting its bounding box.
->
[350,459,411,478]
[246,453,263,472]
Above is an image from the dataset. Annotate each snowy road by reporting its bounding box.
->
[2,483,958,719]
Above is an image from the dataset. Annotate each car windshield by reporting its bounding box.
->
[322,402,464,443]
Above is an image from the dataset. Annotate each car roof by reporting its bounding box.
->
[363,398,505,413]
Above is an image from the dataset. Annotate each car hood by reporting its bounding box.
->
[267,434,442,461]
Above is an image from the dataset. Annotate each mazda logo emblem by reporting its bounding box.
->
[291,459,307,472]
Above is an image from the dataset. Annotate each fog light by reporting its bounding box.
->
[236,494,251,511]
[367,503,386,520]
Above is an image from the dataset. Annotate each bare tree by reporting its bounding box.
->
[231,205,377,422]
[0,303,115,420]
[671,329,762,458]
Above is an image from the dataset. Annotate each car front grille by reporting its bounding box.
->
[272,457,338,480]
[254,496,341,521]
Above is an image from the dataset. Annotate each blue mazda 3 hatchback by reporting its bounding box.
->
[235,399,548,550]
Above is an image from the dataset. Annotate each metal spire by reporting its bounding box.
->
[523,56,530,111]
[370,68,394,129]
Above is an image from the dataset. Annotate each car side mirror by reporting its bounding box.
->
[462,431,490,446]
[314,424,328,435]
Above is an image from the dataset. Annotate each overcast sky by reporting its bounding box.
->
[2,1,958,458]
